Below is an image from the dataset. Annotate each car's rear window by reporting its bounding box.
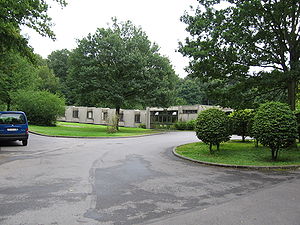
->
[0,113,26,125]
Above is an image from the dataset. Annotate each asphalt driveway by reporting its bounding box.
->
[0,132,299,225]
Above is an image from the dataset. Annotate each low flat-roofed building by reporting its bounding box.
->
[61,105,232,129]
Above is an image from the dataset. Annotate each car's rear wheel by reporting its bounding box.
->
[22,140,28,146]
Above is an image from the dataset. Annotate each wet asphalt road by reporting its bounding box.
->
[0,132,299,225]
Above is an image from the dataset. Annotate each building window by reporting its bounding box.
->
[183,110,198,114]
[135,114,141,123]
[150,110,178,125]
[102,112,108,121]
[119,113,124,122]
[87,111,93,119]
[73,110,79,118]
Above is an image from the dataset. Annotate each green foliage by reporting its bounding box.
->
[202,77,287,110]
[0,51,38,110]
[0,0,67,59]
[252,102,298,160]
[152,124,174,130]
[179,1,300,110]
[47,49,70,81]
[68,18,178,110]
[176,77,211,105]
[35,55,61,94]
[195,109,230,153]
[0,102,6,111]
[174,120,196,130]
[294,111,300,142]
[47,49,71,101]
[12,90,65,126]
[138,124,146,129]
[229,109,255,141]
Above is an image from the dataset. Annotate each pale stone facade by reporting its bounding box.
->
[61,105,232,129]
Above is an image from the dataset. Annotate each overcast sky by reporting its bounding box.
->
[22,0,199,78]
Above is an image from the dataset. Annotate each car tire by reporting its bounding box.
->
[22,140,28,146]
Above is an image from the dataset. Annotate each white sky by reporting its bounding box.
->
[22,0,198,78]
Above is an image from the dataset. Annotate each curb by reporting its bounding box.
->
[172,146,300,170]
[29,131,166,139]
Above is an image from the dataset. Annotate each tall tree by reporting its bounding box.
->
[176,77,211,105]
[47,49,74,102]
[0,0,67,58]
[179,0,300,110]
[68,19,178,128]
[35,55,61,94]
[0,51,38,110]
[47,49,70,82]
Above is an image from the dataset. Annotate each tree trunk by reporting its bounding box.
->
[242,135,245,142]
[115,106,120,131]
[209,143,213,154]
[217,143,220,151]
[271,148,279,161]
[271,149,275,161]
[255,139,259,148]
[7,99,11,111]
[287,78,296,111]
[287,78,297,147]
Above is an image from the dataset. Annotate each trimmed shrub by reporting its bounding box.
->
[186,119,196,130]
[138,123,146,129]
[174,121,187,130]
[252,102,298,160]
[229,109,255,141]
[174,119,196,130]
[195,108,231,153]
[12,90,65,126]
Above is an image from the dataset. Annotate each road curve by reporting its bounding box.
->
[0,132,299,225]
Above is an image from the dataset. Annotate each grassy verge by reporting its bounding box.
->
[29,122,160,137]
[175,140,300,166]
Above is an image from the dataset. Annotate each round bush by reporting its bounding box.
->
[252,102,298,160]
[195,108,230,153]
[229,109,255,141]
[12,90,65,126]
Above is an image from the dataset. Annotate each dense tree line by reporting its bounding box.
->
[179,0,300,110]
[3,0,298,125]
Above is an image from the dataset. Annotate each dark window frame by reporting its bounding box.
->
[119,112,124,122]
[182,110,198,114]
[87,111,93,119]
[134,114,141,123]
[73,110,79,118]
[102,112,108,121]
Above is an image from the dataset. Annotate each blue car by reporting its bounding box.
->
[0,111,29,146]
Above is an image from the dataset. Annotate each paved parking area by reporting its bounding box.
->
[0,132,299,225]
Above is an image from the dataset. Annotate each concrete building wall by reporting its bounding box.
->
[61,105,232,128]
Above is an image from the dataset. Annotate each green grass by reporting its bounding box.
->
[29,122,160,137]
[175,140,300,166]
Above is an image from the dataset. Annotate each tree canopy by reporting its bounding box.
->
[0,51,63,110]
[0,0,67,58]
[179,0,300,110]
[68,19,178,114]
[0,51,38,110]
[176,77,212,105]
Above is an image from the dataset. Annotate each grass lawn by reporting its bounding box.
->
[29,122,160,137]
[175,140,300,166]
